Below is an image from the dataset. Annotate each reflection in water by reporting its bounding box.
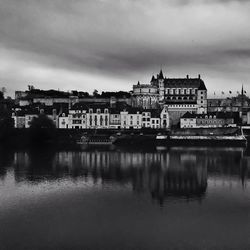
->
[1,146,250,250]
[1,146,249,205]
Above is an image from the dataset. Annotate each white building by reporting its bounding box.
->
[180,112,197,128]
[120,109,142,129]
[160,106,170,129]
[109,109,121,129]
[142,111,151,128]
[58,113,69,129]
[86,107,109,129]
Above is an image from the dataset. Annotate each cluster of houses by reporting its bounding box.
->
[12,102,238,129]
[12,103,170,129]
[11,70,245,130]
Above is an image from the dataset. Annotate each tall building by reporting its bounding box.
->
[132,70,207,125]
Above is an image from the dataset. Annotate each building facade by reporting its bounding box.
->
[180,112,237,128]
[132,70,207,126]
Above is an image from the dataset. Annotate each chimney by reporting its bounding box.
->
[186,75,189,79]
[198,74,201,79]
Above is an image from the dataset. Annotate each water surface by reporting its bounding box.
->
[0,146,250,250]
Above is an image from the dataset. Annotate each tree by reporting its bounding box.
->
[93,89,99,97]
[0,91,3,100]
[0,108,14,143]
[30,114,56,130]
[29,114,56,145]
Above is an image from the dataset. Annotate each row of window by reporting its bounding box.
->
[89,109,109,114]
[164,89,199,95]
[169,104,196,108]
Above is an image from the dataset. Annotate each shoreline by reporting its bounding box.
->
[0,127,248,149]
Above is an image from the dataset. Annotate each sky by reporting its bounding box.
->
[0,0,250,98]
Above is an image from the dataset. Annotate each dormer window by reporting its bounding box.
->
[89,108,93,114]
[104,108,108,114]
[97,109,101,114]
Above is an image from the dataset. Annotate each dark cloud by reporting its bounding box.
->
[0,0,250,95]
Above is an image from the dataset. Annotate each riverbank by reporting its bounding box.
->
[0,127,247,150]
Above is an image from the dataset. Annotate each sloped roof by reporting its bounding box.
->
[164,78,206,90]
[181,112,197,119]
[158,70,164,80]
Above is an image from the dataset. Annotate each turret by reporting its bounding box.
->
[158,70,165,101]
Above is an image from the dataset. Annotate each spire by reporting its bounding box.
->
[158,69,164,80]
[150,75,155,83]
[242,84,244,96]
[137,81,140,85]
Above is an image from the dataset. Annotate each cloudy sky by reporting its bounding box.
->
[0,0,250,97]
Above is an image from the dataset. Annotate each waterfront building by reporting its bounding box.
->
[68,103,110,129]
[12,105,61,128]
[208,89,250,124]
[142,111,151,128]
[67,103,87,129]
[58,113,69,129]
[109,109,121,129]
[120,108,142,129]
[160,106,170,129]
[86,106,109,129]
[150,110,161,129]
[180,112,238,128]
[180,112,197,128]
[12,110,26,128]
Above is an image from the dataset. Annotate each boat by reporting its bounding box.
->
[156,127,247,147]
[77,135,117,145]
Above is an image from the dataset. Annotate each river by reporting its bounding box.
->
[0,146,250,249]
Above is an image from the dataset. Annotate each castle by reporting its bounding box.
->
[132,70,207,112]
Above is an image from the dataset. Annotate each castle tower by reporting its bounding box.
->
[158,70,165,102]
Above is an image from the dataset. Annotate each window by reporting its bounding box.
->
[97,109,101,114]
[89,109,93,114]
[104,109,108,114]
